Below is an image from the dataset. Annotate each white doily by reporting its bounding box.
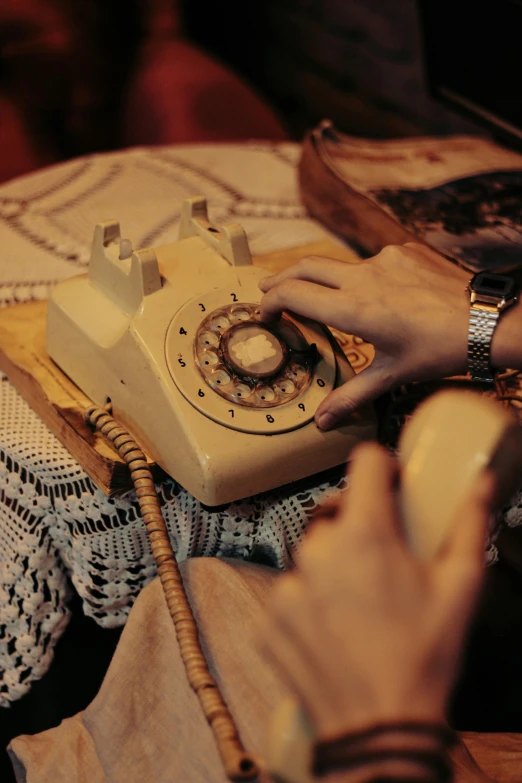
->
[0,142,352,706]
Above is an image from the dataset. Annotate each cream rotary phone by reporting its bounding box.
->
[46,197,376,505]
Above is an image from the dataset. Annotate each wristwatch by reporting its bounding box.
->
[467,272,518,382]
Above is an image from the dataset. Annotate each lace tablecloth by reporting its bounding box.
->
[0,142,364,705]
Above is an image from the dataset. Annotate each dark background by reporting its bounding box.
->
[2,1,522,781]
[0,0,502,186]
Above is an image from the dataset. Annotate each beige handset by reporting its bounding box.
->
[46,197,375,505]
[265,389,522,783]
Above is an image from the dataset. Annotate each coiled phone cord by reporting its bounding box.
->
[84,404,259,782]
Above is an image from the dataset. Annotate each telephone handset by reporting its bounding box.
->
[46,197,375,505]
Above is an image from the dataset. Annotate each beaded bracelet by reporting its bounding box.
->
[313,721,457,781]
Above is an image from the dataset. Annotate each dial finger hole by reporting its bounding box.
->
[201,350,219,367]
[199,330,220,348]
[255,386,276,403]
[210,369,231,387]
[275,379,295,394]
[229,307,251,322]
[232,383,252,400]
[209,315,230,331]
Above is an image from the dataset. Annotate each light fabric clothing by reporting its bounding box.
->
[9,558,522,783]
[9,558,287,783]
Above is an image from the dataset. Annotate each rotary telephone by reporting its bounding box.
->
[46,197,376,506]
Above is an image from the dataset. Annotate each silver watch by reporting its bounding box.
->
[467,272,518,382]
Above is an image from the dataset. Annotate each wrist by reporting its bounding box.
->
[490,298,522,371]
[466,271,521,379]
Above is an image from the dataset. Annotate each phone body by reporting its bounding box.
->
[46,197,376,505]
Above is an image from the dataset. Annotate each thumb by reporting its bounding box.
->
[315,365,392,430]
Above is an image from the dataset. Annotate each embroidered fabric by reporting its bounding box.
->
[0,143,354,706]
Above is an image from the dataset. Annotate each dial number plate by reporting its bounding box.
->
[195,303,315,408]
[165,286,336,434]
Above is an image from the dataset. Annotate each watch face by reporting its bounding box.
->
[470,272,517,299]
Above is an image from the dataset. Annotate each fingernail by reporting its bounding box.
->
[258,277,270,292]
[316,412,335,431]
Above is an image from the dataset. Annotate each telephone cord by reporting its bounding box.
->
[84,404,259,782]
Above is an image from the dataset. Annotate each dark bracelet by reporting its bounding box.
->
[313,721,457,780]
[314,748,451,781]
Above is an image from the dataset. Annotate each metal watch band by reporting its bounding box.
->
[468,303,499,382]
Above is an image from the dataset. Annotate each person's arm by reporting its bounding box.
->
[259,243,522,429]
[261,444,495,782]
[491,300,522,372]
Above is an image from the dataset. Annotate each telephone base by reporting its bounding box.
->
[44,197,378,505]
[0,235,376,502]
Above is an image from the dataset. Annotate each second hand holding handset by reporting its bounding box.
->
[46,197,375,505]
[266,389,522,783]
